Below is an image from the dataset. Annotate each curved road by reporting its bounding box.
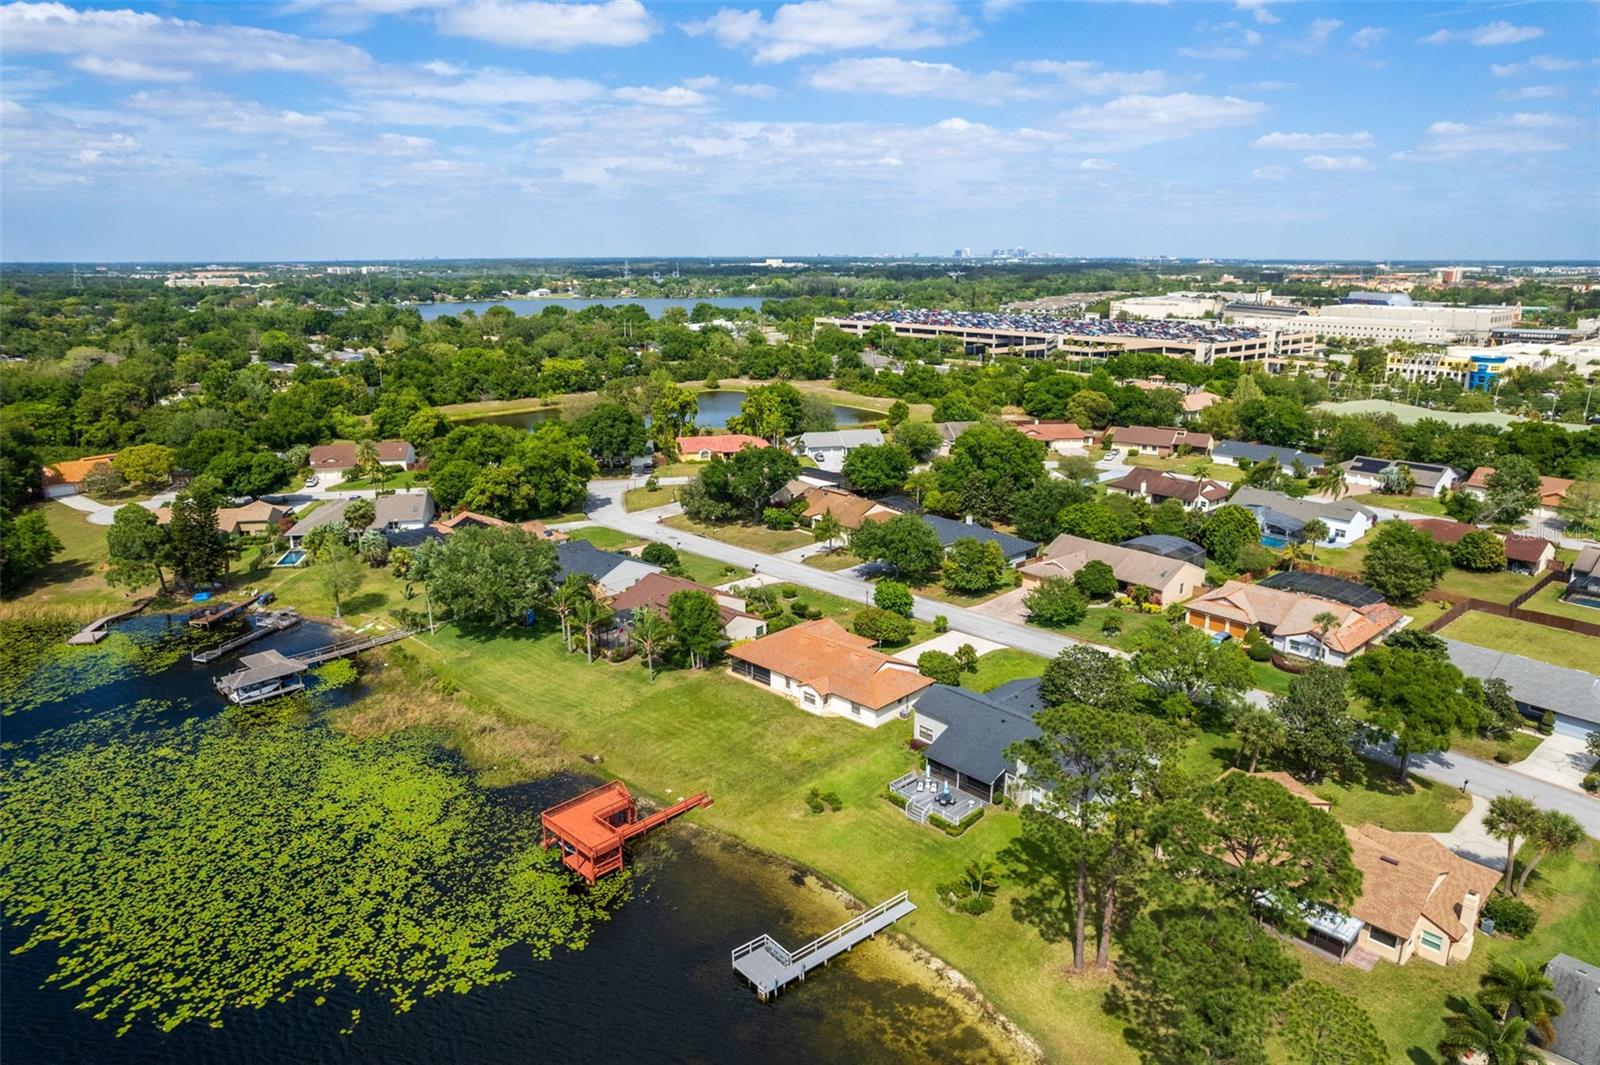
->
[584,478,1600,836]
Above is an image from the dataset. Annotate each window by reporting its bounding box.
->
[917,725,934,742]
[1420,930,1444,952]
[802,692,817,706]
[1367,927,1401,949]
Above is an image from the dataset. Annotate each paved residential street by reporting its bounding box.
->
[586,479,1600,833]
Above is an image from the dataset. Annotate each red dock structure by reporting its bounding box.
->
[540,781,712,884]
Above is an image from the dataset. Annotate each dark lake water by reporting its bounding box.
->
[458,389,885,432]
[413,297,765,322]
[1,615,1017,1065]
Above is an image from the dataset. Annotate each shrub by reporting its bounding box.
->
[1073,559,1118,600]
[933,615,949,634]
[1247,641,1274,662]
[958,893,995,916]
[882,787,909,810]
[821,790,843,812]
[764,613,797,634]
[644,475,660,491]
[1583,773,1599,793]
[1538,710,1555,736]
[1494,751,1514,764]
[875,579,915,617]
[1101,613,1124,636]
[607,644,636,663]
[918,650,962,686]
[852,606,914,645]
[954,643,979,674]
[1024,577,1087,626]
[1482,895,1538,939]
[780,583,800,598]
[1450,530,1506,572]
[805,787,825,815]
[762,507,797,530]
[640,542,680,568]
[935,806,984,837]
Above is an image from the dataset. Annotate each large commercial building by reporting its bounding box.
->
[1108,292,1228,320]
[1229,293,1520,345]
[1385,343,1562,390]
[818,309,1315,367]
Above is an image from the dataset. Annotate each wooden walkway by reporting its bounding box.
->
[731,891,916,1001]
[213,627,415,703]
[192,610,301,664]
[66,596,155,645]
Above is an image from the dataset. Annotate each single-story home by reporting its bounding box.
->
[1212,440,1326,473]
[1406,517,1479,545]
[1503,534,1555,575]
[1231,487,1376,547]
[727,617,934,728]
[1022,534,1206,605]
[1184,580,1403,665]
[933,421,976,455]
[1119,534,1206,568]
[1568,544,1600,603]
[793,428,886,472]
[1542,954,1600,1065]
[797,486,900,530]
[308,440,415,484]
[41,453,117,498]
[154,499,290,535]
[1016,420,1097,455]
[922,514,1038,566]
[431,509,569,542]
[910,680,1047,805]
[286,490,436,548]
[609,572,767,642]
[1338,823,1500,967]
[1340,456,1462,498]
[1107,426,1214,458]
[1460,466,1574,512]
[1106,468,1231,512]
[554,540,661,597]
[676,433,769,461]
[1442,639,1600,728]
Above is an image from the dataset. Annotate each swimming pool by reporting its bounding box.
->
[1260,535,1290,549]
[273,550,307,567]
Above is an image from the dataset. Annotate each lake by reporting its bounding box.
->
[412,297,765,322]
[1,614,1022,1065]
[459,389,886,431]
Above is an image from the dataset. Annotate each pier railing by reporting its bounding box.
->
[731,933,794,969]
[788,891,910,965]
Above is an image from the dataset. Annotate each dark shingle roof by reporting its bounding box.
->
[916,682,1044,784]
[555,540,635,586]
[922,515,1038,559]
[1443,640,1600,725]
[1545,954,1600,1065]
[1214,440,1326,470]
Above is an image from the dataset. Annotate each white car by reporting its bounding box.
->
[303,475,320,488]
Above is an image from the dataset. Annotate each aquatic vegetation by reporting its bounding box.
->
[0,718,629,1036]
[312,658,359,688]
[2,619,190,715]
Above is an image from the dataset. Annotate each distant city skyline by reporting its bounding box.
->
[1,0,1596,262]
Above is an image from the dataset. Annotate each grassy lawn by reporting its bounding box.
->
[334,469,424,491]
[623,484,679,511]
[1451,728,1542,764]
[240,544,410,624]
[1032,603,1171,651]
[409,622,1131,1065]
[1439,611,1600,668]
[1248,660,1297,697]
[1307,759,1470,832]
[1128,453,1245,484]
[651,461,705,479]
[960,648,1049,693]
[1357,492,1451,517]
[566,526,643,551]
[1521,580,1600,622]
[804,548,860,572]
[913,570,1021,608]
[6,503,131,613]
[663,514,816,553]
[565,526,751,586]
[1307,534,1538,605]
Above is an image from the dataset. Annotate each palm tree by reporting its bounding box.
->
[1313,610,1340,647]
[1301,518,1329,560]
[962,857,999,899]
[550,574,590,652]
[1515,811,1584,897]
[630,606,673,680]
[1318,465,1349,500]
[1479,958,1564,1046]
[1484,795,1542,894]
[1438,998,1541,1065]
[356,438,380,485]
[572,595,612,664]
[813,512,843,552]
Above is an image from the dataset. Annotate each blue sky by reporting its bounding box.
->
[1,0,1596,261]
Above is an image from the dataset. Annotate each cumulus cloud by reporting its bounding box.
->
[1235,1,1278,25]
[1013,59,1166,94]
[1421,21,1544,47]
[1490,54,1580,77]
[1349,27,1387,50]
[71,55,192,82]
[125,90,330,136]
[807,57,1035,104]
[1054,93,1267,151]
[680,0,974,63]
[1282,18,1342,55]
[1393,116,1569,161]
[435,0,658,50]
[1302,154,1371,171]
[1254,130,1374,150]
[612,85,712,107]
[730,82,777,98]
[0,2,372,74]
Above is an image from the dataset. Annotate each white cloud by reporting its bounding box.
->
[1251,164,1289,180]
[1302,154,1372,171]
[435,1,657,49]
[1490,55,1580,77]
[1393,116,1569,161]
[808,57,1034,103]
[370,69,604,107]
[1014,59,1166,94]
[731,82,777,98]
[1349,26,1387,50]
[1254,130,1374,150]
[612,85,711,107]
[1178,46,1249,61]
[1078,158,1114,171]
[0,2,372,74]
[680,0,974,63]
[1497,84,1564,100]
[1283,18,1342,55]
[1055,92,1267,150]
[125,90,330,136]
[682,75,721,90]
[1421,21,1544,47]
[1235,1,1278,25]
[71,55,192,82]
[981,0,1020,19]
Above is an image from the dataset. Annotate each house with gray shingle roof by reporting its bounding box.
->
[921,515,1039,565]
[910,680,1047,805]
[1442,640,1600,727]
[1232,487,1376,547]
[1544,954,1600,1065]
[1213,440,1326,472]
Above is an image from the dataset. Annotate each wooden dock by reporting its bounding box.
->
[213,627,414,704]
[731,891,916,1001]
[187,598,257,628]
[191,610,301,664]
[66,596,156,645]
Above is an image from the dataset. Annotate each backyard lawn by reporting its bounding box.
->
[960,648,1048,693]
[1311,535,1539,605]
[1128,452,1245,483]
[7,503,129,613]
[1520,580,1600,623]
[1355,492,1452,517]
[1438,611,1600,668]
[1308,760,1470,832]
[663,514,816,553]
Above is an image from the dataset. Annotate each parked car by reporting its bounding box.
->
[304,475,320,488]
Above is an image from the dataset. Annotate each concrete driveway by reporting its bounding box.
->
[968,586,1031,623]
[892,632,1007,664]
[1433,795,1508,871]
[1518,732,1598,793]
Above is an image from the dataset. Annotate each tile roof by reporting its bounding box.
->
[915,683,1043,784]
[1017,421,1094,443]
[1462,466,1576,506]
[1186,579,1403,654]
[42,453,117,486]
[1026,534,1205,592]
[610,572,757,627]
[1442,639,1600,726]
[799,487,898,529]
[308,440,412,470]
[1502,534,1553,564]
[1109,426,1214,450]
[1107,468,1230,505]
[1181,391,1221,413]
[1343,823,1500,941]
[727,618,934,710]
[431,510,568,541]
[677,433,769,456]
[921,515,1038,558]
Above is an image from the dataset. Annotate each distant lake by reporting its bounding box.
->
[460,390,885,432]
[412,297,765,321]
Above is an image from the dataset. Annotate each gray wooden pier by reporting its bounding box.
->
[192,610,301,664]
[731,891,916,1001]
[66,596,155,645]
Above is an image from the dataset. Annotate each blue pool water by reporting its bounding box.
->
[1260,535,1290,549]
[273,550,307,567]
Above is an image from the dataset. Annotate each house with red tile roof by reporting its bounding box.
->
[307,440,415,484]
[1461,466,1574,511]
[1106,468,1231,512]
[676,434,769,460]
[1107,426,1214,457]
[430,510,569,542]
[41,453,117,498]
[1016,420,1097,454]
[727,618,934,727]
[1184,579,1404,666]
